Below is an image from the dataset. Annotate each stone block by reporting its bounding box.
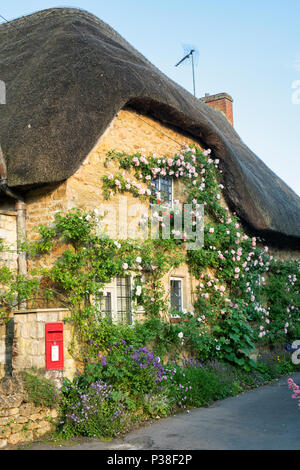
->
[8,432,23,445]
[34,421,52,436]
[37,322,45,339]
[0,438,7,448]
[0,416,10,426]
[10,423,23,433]
[8,407,19,416]
[31,356,45,369]
[36,313,59,322]
[19,403,35,416]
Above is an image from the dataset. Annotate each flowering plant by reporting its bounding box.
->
[288,377,300,409]
[59,378,129,438]
[83,340,169,399]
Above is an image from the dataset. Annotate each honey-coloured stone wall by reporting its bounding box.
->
[12,308,79,383]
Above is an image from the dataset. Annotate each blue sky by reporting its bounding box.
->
[1,0,300,196]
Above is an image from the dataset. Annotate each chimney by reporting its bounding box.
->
[200,92,234,126]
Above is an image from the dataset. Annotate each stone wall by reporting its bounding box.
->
[22,106,300,316]
[0,210,17,272]
[23,108,204,313]
[25,108,201,247]
[12,309,80,383]
[0,374,57,448]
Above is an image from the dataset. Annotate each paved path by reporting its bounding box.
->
[17,372,300,451]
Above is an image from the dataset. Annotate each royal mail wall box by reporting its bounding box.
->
[45,322,64,370]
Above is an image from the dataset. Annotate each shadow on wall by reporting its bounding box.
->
[0,318,14,378]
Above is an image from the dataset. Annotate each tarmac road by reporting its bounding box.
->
[13,372,300,451]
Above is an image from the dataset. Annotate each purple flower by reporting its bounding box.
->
[101,356,107,366]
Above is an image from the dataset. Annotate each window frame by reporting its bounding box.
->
[116,275,132,324]
[93,276,133,324]
[170,276,184,316]
[152,175,173,206]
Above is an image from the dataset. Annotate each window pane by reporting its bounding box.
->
[151,176,172,204]
[160,176,172,204]
[95,291,112,321]
[151,177,160,198]
[117,276,132,323]
[170,279,182,310]
[104,292,112,320]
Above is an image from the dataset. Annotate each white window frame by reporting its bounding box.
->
[93,276,134,324]
[170,276,184,317]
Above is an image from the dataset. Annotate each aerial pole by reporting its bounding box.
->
[175,47,198,97]
[191,50,196,97]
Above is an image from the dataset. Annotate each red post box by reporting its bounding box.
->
[45,323,64,370]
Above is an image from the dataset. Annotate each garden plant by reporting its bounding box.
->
[0,145,299,439]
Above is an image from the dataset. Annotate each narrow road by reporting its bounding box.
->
[18,372,300,450]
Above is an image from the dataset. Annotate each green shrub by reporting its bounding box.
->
[82,341,169,399]
[22,371,59,409]
[58,378,130,439]
[167,363,242,409]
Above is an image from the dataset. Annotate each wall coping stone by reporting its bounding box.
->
[13,308,70,315]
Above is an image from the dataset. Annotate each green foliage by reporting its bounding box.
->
[21,371,59,408]
[58,378,130,439]
[1,145,299,373]
[83,341,168,398]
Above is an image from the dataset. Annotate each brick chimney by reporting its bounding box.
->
[200,92,234,126]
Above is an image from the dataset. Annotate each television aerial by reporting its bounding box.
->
[175,44,199,97]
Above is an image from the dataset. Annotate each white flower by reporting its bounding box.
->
[136,256,142,263]
[136,285,142,296]
[178,332,184,339]
[122,263,128,270]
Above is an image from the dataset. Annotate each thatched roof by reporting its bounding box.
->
[1,7,300,247]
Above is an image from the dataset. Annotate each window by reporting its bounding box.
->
[93,276,132,324]
[116,276,132,323]
[170,277,183,312]
[94,290,112,321]
[152,176,173,205]
[101,292,112,320]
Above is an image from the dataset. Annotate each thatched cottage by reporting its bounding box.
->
[0,8,300,380]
